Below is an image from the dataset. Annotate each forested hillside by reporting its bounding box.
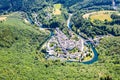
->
[0,0,47,12]
[1,0,120,13]
[0,0,120,80]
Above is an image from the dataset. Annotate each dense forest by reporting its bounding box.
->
[0,0,120,80]
[1,0,120,12]
[71,12,120,38]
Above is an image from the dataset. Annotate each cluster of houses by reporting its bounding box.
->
[45,28,91,61]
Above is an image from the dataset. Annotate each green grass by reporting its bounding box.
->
[1,12,50,49]
[54,4,61,10]
[90,13,112,22]
[53,4,62,15]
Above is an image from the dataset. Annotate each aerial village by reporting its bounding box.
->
[42,28,93,62]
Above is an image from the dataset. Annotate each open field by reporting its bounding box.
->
[83,10,118,19]
[90,13,112,22]
[0,16,7,21]
[24,18,30,24]
[53,4,61,15]
[54,4,61,9]
[1,12,49,34]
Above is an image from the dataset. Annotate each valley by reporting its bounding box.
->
[0,0,120,80]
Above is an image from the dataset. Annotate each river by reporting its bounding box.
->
[27,12,98,64]
[67,13,98,64]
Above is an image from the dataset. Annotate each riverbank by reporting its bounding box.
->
[67,13,98,64]
[26,11,98,64]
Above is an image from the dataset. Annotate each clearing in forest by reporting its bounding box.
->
[53,4,62,15]
[90,12,112,22]
[83,11,118,22]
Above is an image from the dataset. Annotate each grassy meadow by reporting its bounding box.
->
[53,4,62,15]
[90,13,112,22]
[83,11,119,23]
